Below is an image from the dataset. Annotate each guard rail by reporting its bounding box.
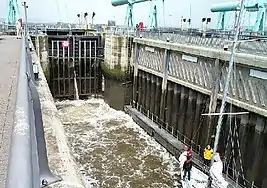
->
[5,35,61,188]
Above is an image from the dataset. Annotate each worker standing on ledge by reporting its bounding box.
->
[178,146,193,179]
[16,18,22,39]
[183,155,193,181]
[203,145,213,167]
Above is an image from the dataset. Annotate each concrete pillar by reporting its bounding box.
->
[35,35,40,59]
[257,128,267,188]
[251,116,266,186]
[159,49,170,128]
[243,113,257,182]
[154,77,162,120]
[185,89,197,144]
[132,43,139,107]
[172,84,181,136]
[137,72,142,108]
[221,105,239,177]
[177,86,189,139]
[165,82,174,132]
[38,35,50,84]
[239,113,249,155]
[191,92,204,143]
[145,74,151,111]
[40,35,49,65]
[149,75,156,118]
[103,35,130,75]
[235,111,249,185]
[141,72,146,109]
[218,104,232,155]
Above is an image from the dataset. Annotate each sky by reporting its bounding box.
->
[0,0,257,28]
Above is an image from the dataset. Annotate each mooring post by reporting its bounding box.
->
[159,48,170,128]
[132,43,139,107]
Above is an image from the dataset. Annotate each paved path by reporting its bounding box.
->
[0,36,20,187]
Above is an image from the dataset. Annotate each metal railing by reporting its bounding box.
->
[5,36,61,188]
[106,26,267,56]
[131,101,258,188]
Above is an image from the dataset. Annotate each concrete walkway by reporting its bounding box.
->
[0,36,20,187]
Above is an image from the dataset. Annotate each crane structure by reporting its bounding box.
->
[111,0,159,28]
[6,0,20,25]
[211,0,267,34]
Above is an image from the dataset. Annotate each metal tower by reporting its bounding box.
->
[6,0,20,25]
[111,0,159,28]
[148,1,158,28]
[125,2,134,27]
[211,0,267,34]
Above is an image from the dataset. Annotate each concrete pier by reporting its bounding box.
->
[29,39,85,188]
[103,34,133,78]
[0,36,20,187]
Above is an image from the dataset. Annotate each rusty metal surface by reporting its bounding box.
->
[0,36,20,187]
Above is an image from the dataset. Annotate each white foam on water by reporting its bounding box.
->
[56,98,181,188]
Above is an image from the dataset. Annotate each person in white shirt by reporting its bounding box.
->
[178,147,188,179]
[16,19,22,39]
[210,153,228,187]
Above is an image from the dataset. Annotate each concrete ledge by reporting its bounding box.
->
[124,105,240,188]
[29,40,85,188]
[134,38,267,69]
[124,105,203,168]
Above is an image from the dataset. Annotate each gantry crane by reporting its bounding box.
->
[111,0,159,28]
[6,0,20,25]
[211,0,267,34]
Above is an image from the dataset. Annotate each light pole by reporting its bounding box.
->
[168,13,172,27]
[162,0,165,27]
[22,1,28,36]
[77,14,81,26]
[92,12,96,26]
[84,12,88,29]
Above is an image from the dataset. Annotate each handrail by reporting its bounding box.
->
[5,36,61,188]
[106,27,267,55]
[131,101,258,188]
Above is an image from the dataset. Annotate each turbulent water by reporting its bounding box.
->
[56,98,181,188]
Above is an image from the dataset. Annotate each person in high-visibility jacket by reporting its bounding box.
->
[203,145,213,167]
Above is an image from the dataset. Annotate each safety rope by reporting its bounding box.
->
[191,95,209,141]
[232,36,246,186]
[224,111,233,168]
[234,116,246,186]
[223,49,246,186]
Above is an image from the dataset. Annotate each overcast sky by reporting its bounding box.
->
[0,0,257,28]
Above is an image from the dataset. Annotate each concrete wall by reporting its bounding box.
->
[29,38,85,188]
[131,38,267,187]
[103,34,133,78]
[133,38,267,118]
[133,70,267,188]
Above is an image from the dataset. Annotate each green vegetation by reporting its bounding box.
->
[101,62,129,81]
